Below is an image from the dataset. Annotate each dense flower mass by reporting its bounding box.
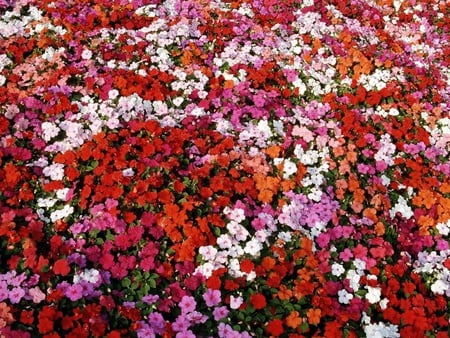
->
[0,0,449,336]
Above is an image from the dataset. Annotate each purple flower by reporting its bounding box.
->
[0,281,9,301]
[179,295,196,314]
[203,288,221,307]
[172,315,190,332]
[65,284,83,301]
[142,294,160,304]
[9,287,25,304]
[187,311,208,324]
[148,312,165,334]
[175,330,196,338]
[213,306,229,321]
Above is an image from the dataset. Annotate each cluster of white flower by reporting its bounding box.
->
[362,313,401,338]
[389,195,414,219]
[413,249,450,296]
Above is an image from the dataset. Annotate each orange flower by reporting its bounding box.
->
[286,311,302,329]
[277,285,292,300]
[412,189,436,209]
[265,145,281,159]
[306,308,321,325]
[254,173,280,203]
[261,256,276,271]
[417,215,435,236]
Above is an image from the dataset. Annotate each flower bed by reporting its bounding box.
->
[0,0,449,337]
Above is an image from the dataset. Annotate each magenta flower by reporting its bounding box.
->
[202,288,221,307]
[64,284,83,301]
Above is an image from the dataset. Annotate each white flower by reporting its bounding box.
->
[43,163,65,181]
[108,89,120,100]
[56,188,70,201]
[243,238,262,256]
[389,195,413,219]
[122,168,135,177]
[41,122,60,141]
[430,279,448,295]
[217,234,233,249]
[364,322,400,338]
[79,269,100,283]
[353,258,366,272]
[195,262,215,278]
[81,49,92,60]
[282,159,297,179]
[224,208,246,223]
[50,205,74,223]
[379,298,389,310]
[338,289,353,304]
[365,286,382,304]
[436,220,450,236]
[199,246,218,260]
[230,295,243,309]
[331,263,345,277]
[278,231,292,242]
[37,197,57,208]
[228,259,243,278]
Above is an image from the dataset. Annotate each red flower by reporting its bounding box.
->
[240,259,254,274]
[53,258,70,276]
[266,319,284,337]
[250,293,267,310]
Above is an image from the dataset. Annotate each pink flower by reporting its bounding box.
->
[203,289,221,307]
[28,287,46,304]
[213,306,229,321]
[9,287,25,304]
[179,295,196,314]
[65,284,83,301]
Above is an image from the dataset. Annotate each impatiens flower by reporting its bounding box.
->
[266,318,284,336]
[203,289,221,307]
[42,163,65,180]
[331,263,345,277]
[363,321,400,338]
[250,293,266,310]
[213,306,229,321]
[337,289,353,304]
[8,287,25,304]
[28,286,46,304]
[229,295,243,310]
[365,286,382,304]
[179,296,196,314]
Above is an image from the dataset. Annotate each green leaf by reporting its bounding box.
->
[148,278,157,289]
